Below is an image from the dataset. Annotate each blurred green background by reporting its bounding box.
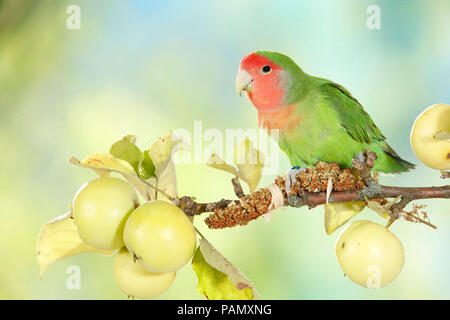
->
[0,0,449,299]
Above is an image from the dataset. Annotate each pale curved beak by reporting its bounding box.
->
[235,69,253,96]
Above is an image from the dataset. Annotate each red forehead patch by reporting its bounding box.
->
[240,52,281,71]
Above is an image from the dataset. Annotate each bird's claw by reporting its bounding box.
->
[355,151,366,164]
[285,166,306,196]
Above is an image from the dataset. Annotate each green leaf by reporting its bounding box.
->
[37,211,113,278]
[192,237,259,300]
[109,135,143,173]
[324,201,366,235]
[138,150,156,179]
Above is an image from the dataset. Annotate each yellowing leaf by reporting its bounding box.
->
[69,153,151,201]
[324,201,365,235]
[366,196,402,219]
[147,133,182,177]
[192,249,252,300]
[79,152,136,176]
[109,135,143,173]
[206,153,237,176]
[37,211,113,278]
[143,133,186,202]
[148,160,177,203]
[206,140,264,193]
[192,237,260,300]
[71,133,184,202]
[234,139,264,192]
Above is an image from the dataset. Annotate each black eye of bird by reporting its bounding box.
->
[261,65,271,73]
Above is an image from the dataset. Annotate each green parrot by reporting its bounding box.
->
[236,51,415,188]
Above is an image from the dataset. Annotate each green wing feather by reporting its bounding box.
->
[321,81,384,144]
[317,79,415,172]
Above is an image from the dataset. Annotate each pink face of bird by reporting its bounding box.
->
[236,52,287,112]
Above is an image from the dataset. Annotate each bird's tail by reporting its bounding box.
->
[372,144,416,173]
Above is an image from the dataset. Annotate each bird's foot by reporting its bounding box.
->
[285,167,309,208]
[354,151,366,164]
[285,166,306,196]
[353,150,377,169]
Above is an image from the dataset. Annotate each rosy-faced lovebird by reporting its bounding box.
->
[236,51,415,175]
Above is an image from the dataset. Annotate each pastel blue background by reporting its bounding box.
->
[0,0,448,299]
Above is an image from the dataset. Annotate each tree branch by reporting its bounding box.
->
[178,150,450,229]
[231,177,245,198]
